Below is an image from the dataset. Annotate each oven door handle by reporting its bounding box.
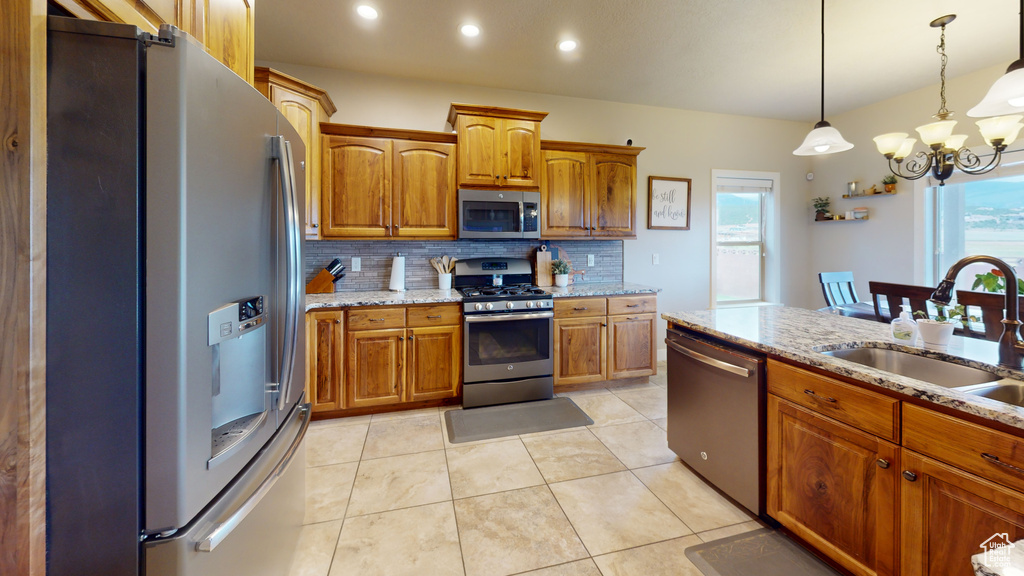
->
[465,311,554,323]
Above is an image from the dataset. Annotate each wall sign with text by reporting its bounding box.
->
[648,176,691,230]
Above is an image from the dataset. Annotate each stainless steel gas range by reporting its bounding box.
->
[455,258,554,408]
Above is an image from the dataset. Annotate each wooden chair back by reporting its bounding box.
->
[868,281,936,322]
[819,271,859,307]
[956,290,1024,341]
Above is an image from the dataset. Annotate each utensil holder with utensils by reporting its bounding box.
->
[430,255,458,290]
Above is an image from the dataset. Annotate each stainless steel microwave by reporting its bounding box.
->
[458,189,541,239]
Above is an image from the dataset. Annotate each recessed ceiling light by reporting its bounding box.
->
[558,40,578,52]
[460,24,480,37]
[356,5,378,19]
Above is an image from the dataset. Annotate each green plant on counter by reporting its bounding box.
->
[551,259,572,275]
[882,174,898,185]
[913,304,978,324]
[812,196,831,214]
[973,268,1024,295]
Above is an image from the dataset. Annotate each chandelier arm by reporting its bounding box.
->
[888,153,932,181]
[954,147,1002,175]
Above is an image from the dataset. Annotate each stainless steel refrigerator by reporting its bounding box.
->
[46,16,309,576]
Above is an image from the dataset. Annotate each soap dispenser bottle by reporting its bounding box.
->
[891,304,919,345]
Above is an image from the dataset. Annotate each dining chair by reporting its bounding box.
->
[819,271,859,307]
[868,281,937,322]
[956,290,1024,341]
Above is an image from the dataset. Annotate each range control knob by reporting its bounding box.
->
[526,301,535,308]
[474,303,483,311]
[506,302,515,309]
[485,303,494,310]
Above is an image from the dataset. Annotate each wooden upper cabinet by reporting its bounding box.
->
[321,135,392,238]
[767,395,898,576]
[255,68,337,239]
[392,140,457,238]
[448,103,547,189]
[540,141,643,239]
[306,310,344,413]
[200,0,254,84]
[540,150,589,237]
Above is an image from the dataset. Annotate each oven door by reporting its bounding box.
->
[463,311,554,382]
[458,189,524,239]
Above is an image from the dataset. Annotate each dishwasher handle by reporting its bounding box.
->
[665,338,751,378]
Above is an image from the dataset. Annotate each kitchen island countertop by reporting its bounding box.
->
[662,305,1024,432]
[306,282,660,311]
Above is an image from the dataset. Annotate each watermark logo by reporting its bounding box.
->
[980,533,1016,569]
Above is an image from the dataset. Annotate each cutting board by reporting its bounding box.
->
[535,246,552,287]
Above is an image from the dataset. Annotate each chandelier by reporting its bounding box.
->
[873,15,1024,186]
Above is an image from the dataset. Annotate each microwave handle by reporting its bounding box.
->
[519,201,524,233]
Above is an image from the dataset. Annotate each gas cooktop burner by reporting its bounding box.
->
[459,284,549,299]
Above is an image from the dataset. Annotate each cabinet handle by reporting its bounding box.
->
[311,223,319,228]
[369,318,385,322]
[981,453,1024,475]
[408,334,414,339]
[902,470,917,482]
[601,323,607,327]
[334,319,341,324]
[427,315,442,319]
[399,336,404,341]
[626,304,640,308]
[574,307,588,311]
[876,459,890,469]
[803,389,838,404]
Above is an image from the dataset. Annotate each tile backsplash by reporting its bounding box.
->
[305,239,624,291]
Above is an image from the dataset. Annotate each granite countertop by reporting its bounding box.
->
[306,282,660,311]
[661,305,1024,432]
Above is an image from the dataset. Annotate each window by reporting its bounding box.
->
[711,171,780,306]
[926,170,1024,291]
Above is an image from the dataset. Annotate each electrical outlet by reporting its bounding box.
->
[587,254,595,267]
[652,253,660,265]
[351,257,361,272]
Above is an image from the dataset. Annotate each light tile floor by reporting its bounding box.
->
[289,363,765,576]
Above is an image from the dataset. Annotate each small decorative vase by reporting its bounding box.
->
[554,274,569,287]
[815,212,828,221]
[917,320,954,351]
[884,183,896,193]
[438,273,452,290]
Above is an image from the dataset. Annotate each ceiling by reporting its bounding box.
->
[255,0,1022,123]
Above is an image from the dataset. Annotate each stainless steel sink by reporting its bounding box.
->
[958,381,1024,406]
[821,347,1002,388]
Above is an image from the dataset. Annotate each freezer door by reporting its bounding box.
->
[144,26,303,533]
[145,402,310,576]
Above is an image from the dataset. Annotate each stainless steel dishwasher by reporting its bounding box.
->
[666,327,766,517]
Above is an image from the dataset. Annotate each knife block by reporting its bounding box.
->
[305,269,335,294]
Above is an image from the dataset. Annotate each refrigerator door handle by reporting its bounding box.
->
[271,136,302,411]
[196,403,311,552]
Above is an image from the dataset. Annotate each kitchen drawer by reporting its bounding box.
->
[607,295,656,315]
[347,307,406,330]
[903,403,1024,493]
[767,360,900,442]
[554,297,607,318]
[407,304,460,327]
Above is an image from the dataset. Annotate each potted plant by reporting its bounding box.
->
[973,268,1024,295]
[913,304,977,350]
[882,174,898,193]
[812,197,831,221]
[551,259,571,287]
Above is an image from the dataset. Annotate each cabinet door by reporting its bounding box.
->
[589,153,636,237]
[392,140,457,239]
[321,136,392,238]
[901,449,1024,576]
[554,317,607,385]
[271,88,321,238]
[767,395,898,576]
[406,325,461,402]
[540,150,589,237]
[608,313,656,379]
[200,0,254,84]
[347,328,404,408]
[306,311,344,412]
[502,119,541,188]
[457,116,501,187]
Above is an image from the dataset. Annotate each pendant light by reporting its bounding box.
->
[968,0,1024,117]
[794,0,854,156]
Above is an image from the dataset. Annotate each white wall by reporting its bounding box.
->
[807,63,1024,304]
[261,61,821,350]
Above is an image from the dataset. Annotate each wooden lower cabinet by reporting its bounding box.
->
[406,325,461,402]
[306,309,344,412]
[554,316,607,385]
[347,328,405,409]
[608,313,656,379]
[901,449,1024,576]
[767,394,898,576]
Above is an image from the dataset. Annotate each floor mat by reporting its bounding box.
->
[685,529,842,576]
[444,397,594,444]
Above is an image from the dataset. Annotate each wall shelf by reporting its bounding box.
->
[842,192,896,199]
[815,217,869,222]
